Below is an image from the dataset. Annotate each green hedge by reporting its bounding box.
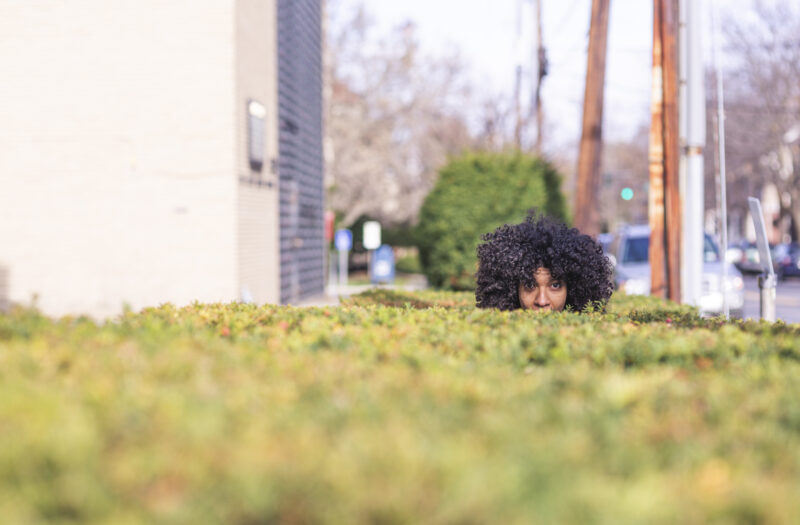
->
[416,151,567,290]
[0,295,799,524]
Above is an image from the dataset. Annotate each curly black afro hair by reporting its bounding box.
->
[475,214,613,312]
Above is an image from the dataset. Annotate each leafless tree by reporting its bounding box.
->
[715,0,800,240]
[324,2,475,227]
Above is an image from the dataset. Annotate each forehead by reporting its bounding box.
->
[533,268,553,280]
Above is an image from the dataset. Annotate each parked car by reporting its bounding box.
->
[731,240,767,274]
[597,232,616,266]
[729,239,789,275]
[725,243,744,265]
[772,243,800,280]
[610,225,745,318]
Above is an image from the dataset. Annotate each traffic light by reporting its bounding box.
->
[621,187,634,201]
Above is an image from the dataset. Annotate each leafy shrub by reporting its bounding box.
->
[381,222,417,247]
[416,151,567,290]
[394,253,422,274]
[1,294,800,524]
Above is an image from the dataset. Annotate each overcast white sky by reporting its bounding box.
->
[337,0,754,151]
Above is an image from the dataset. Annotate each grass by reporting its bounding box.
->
[0,291,799,524]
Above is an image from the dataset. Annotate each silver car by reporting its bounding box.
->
[610,225,745,318]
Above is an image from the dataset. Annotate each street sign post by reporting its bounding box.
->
[748,197,776,322]
[363,221,381,278]
[363,221,381,250]
[334,229,352,288]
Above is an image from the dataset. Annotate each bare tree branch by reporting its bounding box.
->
[324,2,479,227]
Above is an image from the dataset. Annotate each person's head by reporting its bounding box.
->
[475,214,613,312]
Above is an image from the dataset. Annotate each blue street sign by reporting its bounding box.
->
[334,229,352,252]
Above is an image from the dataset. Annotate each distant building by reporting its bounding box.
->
[0,0,324,317]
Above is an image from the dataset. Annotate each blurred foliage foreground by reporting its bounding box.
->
[1,292,800,525]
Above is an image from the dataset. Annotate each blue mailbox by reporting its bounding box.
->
[370,244,395,284]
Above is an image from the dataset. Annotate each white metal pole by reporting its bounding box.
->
[338,249,348,288]
[329,249,338,296]
[748,198,777,321]
[682,0,705,309]
[711,0,729,317]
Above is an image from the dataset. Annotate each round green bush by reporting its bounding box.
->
[416,151,567,290]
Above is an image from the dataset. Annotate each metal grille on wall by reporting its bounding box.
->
[277,0,325,303]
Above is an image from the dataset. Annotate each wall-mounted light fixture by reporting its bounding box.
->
[247,99,266,172]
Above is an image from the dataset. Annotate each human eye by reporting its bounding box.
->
[550,281,563,289]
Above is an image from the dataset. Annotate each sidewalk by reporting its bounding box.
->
[292,273,428,307]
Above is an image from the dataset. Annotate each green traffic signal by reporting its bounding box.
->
[621,187,634,201]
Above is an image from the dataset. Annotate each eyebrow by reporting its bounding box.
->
[529,277,563,285]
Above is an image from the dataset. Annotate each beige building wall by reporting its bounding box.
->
[0,0,240,317]
[235,0,281,304]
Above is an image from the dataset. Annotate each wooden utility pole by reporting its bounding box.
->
[649,0,666,298]
[514,62,523,149]
[663,0,680,302]
[574,0,610,237]
[513,0,524,149]
[533,0,546,154]
[649,0,681,301]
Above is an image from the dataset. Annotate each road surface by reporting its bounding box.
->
[742,274,800,323]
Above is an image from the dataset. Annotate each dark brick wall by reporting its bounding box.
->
[277,0,325,303]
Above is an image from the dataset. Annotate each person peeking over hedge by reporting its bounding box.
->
[475,214,614,312]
